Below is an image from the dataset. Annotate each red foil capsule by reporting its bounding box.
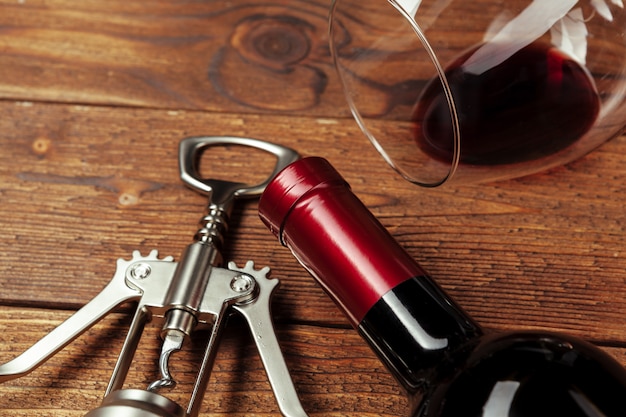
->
[258,157,426,326]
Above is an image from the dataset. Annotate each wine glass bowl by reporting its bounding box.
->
[329,0,626,186]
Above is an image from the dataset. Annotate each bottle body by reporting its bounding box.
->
[358,276,480,393]
[258,157,626,416]
[415,331,626,416]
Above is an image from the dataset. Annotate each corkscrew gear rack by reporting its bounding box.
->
[0,136,306,417]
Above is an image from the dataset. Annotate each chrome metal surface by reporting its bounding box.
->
[0,137,306,417]
[230,261,310,417]
[0,250,169,383]
[85,389,186,417]
[179,136,300,202]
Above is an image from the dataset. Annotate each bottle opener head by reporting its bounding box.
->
[179,136,300,208]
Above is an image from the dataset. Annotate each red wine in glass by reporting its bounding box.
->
[413,41,601,165]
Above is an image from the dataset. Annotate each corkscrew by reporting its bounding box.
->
[0,136,305,417]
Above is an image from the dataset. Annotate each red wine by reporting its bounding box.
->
[259,157,626,416]
[414,41,600,165]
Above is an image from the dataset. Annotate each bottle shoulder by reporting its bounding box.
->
[414,331,626,417]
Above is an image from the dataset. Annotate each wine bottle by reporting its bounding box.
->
[258,156,626,416]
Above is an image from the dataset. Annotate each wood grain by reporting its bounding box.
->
[1,1,626,416]
[0,0,347,116]
[0,307,408,416]
[2,101,626,339]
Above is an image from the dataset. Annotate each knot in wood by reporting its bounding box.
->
[231,15,312,70]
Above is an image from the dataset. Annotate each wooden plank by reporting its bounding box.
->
[3,1,626,415]
[0,307,408,416]
[1,307,626,416]
[1,101,626,343]
[0,0,348,116]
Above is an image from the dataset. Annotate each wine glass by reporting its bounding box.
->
[329,0,626,186]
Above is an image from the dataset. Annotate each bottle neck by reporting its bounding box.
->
[258,157,482,392]
[359,276,482,393]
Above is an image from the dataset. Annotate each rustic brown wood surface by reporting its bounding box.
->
[1,1,626,416]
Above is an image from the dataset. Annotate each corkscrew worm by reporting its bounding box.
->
[0,136,305,417]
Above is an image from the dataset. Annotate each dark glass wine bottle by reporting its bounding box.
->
[258,156,626,416]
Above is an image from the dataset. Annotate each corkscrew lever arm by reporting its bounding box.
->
[231,262,309,417]
[0,259,143,383]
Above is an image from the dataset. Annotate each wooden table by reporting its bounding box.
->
[1,1,625,416]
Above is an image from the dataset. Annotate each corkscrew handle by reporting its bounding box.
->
[179,136,300,206]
